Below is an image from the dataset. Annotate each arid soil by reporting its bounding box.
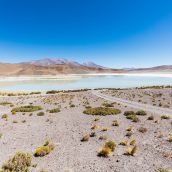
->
[0,88,171,172]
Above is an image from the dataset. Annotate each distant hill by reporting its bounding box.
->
[128,65,172,73]
[0,58,122,76]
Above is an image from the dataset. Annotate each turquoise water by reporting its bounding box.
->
[0,75,172,91]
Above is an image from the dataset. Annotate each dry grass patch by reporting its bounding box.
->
[112,120,119,126]
[130,139,137,145]
[34,141,55,157]
[167,135,172,142]
[124,146,138,156]
[91,124,100,130]
[119,140,128,146]
[138,127,148,133]
[98,140,116,157]
[0,152,32,172]
[126,126,134,132]
[81,134,90,142]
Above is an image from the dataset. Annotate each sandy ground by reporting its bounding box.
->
[92,90,172,116]
[0,89,172,172]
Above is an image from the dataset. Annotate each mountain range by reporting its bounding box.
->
[0,58,172,76]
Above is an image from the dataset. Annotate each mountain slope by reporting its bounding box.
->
[0,58,172,76]
[0,63,122,76]
[128,65,172,73]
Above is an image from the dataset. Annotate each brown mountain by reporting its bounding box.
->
[0,58,171,76]
[0,62,122,76]
[128,65,172,73]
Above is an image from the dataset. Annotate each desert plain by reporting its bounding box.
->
[0,87,172,172]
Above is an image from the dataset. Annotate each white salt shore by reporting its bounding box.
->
[0,73,172,81]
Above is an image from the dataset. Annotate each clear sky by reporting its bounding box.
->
[0,0,172,68]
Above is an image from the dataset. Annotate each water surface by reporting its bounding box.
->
[0,75,172,91]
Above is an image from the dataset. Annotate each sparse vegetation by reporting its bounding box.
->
[34,142,55,157]
[2,114,8,119]
[104,140,116,152]
[119,140,128,146]
[138,127,147,133]
[124,111,135,116]
[98,147,112,157]
[130,139,137,145]
[0,102,13,106]
[124,146,138,156]
[81,134,90,142]
[49,108,60,113]
[91,124,100,130]
[98,140,116,157]
[167,135,172,142]
[83,107,121,116]
[30,92,41,95]
[161,115,170,119]
[112,120,119,126]
[0,152,32,172]
[37,112,45,116]
[136,110,147,116]
[70,104,75,108]
[102,102,114,107]
[147,115,154,120]
[124,111,140,122]
[12,105,42,113]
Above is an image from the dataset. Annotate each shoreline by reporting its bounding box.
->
[0,72,172,81]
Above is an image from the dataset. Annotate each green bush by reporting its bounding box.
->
[124,111,140,122]
[46,90,60,94]
[1,152,32,172]
[161,115,170,119]
[124,111,135,116]
[2,114,8,119]
[0,102,13,106]
[49,108,60,113]
[11,106,42,113]
[83,107,121,116]
[136,110,147,116]
[70,104,75,108]
[37,112,45,116]
[30,92,41,95]
[102,102,114,107]
[147,115,154,120]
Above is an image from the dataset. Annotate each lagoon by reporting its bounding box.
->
[0,74,172,91]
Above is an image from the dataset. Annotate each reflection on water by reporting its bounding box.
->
[0,75,172,91]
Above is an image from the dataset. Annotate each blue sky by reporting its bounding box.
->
[0,0,172,68]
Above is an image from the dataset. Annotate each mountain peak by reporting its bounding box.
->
[22,58,81,66]
[21,58,108,69]
[83,61,107,69]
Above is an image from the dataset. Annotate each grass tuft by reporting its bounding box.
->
[34,142,55,157]
[1,152,32,172]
